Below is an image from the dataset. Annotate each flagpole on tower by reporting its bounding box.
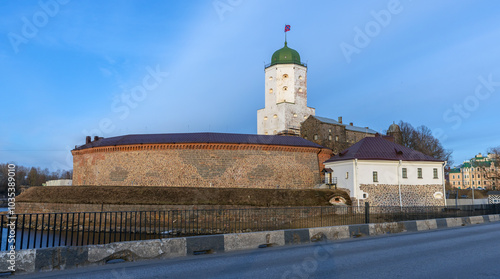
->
[284,24,290,44]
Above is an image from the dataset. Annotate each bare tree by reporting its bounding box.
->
[396,121,453,165]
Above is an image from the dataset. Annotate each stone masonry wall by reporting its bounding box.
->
[73,144,331,189]
[360,184,445,206]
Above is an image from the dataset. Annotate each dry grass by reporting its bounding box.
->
[447,189,488,199]
[17,186,351,207]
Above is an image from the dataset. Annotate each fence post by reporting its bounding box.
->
[365,202,370,224]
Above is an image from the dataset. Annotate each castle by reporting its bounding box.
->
[257,41,378,154]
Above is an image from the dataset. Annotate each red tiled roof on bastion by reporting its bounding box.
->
[74,132,326,150]
[325,136,443,163]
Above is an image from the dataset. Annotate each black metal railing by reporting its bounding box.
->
[1,204,499,251]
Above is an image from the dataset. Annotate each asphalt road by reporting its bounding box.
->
[13,222,500,279]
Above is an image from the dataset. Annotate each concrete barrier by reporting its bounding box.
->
[2,213,500,275]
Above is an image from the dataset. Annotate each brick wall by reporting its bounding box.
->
[72,143,332,189]
[360,184,445,206]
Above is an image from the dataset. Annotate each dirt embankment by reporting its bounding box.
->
[16,186,351,207]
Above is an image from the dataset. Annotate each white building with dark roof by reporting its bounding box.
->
[324,135,446,207]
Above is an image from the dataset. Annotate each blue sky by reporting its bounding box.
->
[1,0,500,171]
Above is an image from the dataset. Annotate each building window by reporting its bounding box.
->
[433,168,438,179]
[453,182,455,185]
[328,135,332,141]
[418,168,422,179]
[313,134,318,140]
[328,129,332,133]
[373,171,378,182]
[458,175,460,179]
[478,181,481,185]
[282,74,288,78]
[452,175,455,179]
[402,168,407,178]
[345,172,349,179]
[458,181,460,185]
[472,175,474,178]
[335,135,339,142]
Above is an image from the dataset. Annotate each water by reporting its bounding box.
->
[0,227,164,251]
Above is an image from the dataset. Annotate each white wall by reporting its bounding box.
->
[356,160,443,186]
[257,64,314,135]
[45,179,72,186]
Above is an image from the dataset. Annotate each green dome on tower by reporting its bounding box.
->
[269,42,303,67]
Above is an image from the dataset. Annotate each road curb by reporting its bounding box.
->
[2,213,499,274]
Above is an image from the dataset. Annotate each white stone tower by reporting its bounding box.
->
[257,41,315,135]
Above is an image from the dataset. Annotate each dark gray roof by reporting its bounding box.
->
[74,132,325,150]
[487,191,500,195]
[325,136,443,163]
[312,116,378,134]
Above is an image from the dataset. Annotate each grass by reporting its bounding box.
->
[16,186,352,207]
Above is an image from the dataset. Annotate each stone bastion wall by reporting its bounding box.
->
[360,184,445,207]
[72,143,332,189]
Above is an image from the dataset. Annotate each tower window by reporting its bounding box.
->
[265,131,268,135]
[282,74,288,78]
[269,88,273,93]
[293,113,297,118]
[273,114,277,118]
[313,134,318,140]
[264,116,268,120]
[299,75,303,80]
[283,86,288,91]
[273,130,277,135]
[373,171,378,182]
[269,76,273,80]
[304,115,307,119]
[298,88,303,92]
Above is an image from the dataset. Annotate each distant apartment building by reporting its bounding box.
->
[448,153,498,189]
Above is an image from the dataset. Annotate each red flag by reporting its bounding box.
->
[284,25,291,32]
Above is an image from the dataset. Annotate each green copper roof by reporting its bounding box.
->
[269,42,304,67]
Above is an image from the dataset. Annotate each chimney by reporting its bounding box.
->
[85,136,91,144]
[338,116,342,124]
[94,136,99,142]
[350,122,353,126]
[383,135,395,142]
